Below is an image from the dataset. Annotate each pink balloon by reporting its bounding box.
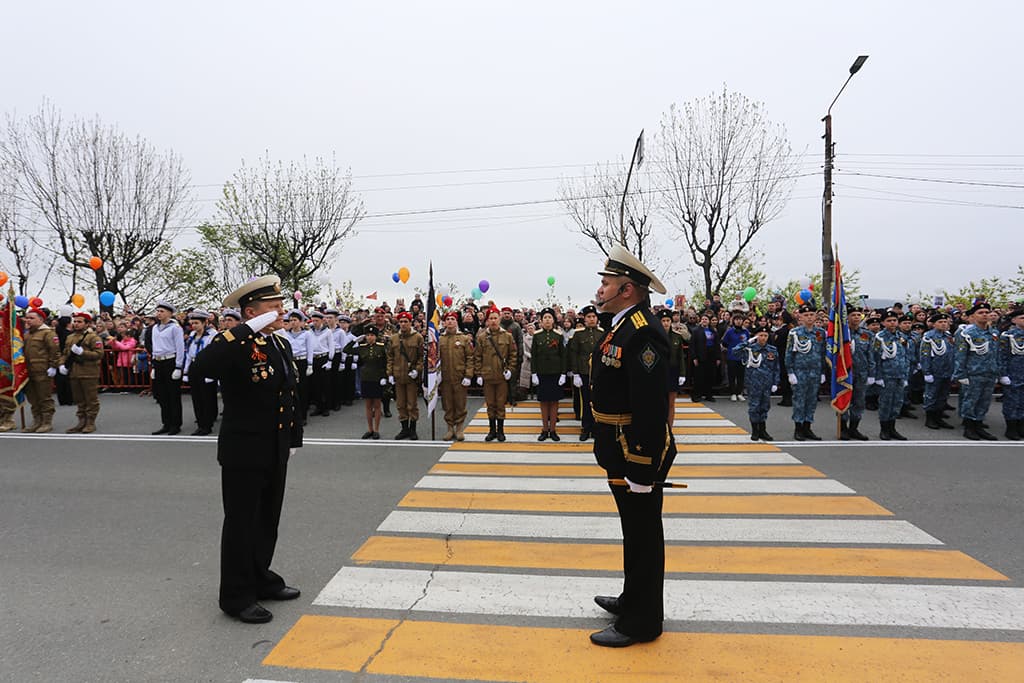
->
[294,290,302,300]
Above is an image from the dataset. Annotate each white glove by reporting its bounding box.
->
[557,374,566,386]
[867,377,875,385]
[47,367,57,378]
[1000,376,1012,386]
[574,375,583,388]
[171,369,182,381]
[917,363,922,371]
[150,369,155,380]
[247,310,281,332]
[680,376,686,385]
[821,374,827,384]
[306,365,313,377]
[788,373,798,385]
[70,343,83,355]
[388,375,395,385]
[408,369,418,379]
[338,363,345,372]
[924,375,934,383]
[625,476,653,494]
[503,369,512,380]
[876,379,885,387]
[356,335,365,342]
[771,385,778,392]
[461,377,471,387]
[183,375,189,384]
[476,377,483,386]
[959,378,970,386]
[902,380,908,387]
[531,373,539,386]
[289,448,296,457]
[380,377,387,386]
[204,377,215,384]
[58,364,68,375]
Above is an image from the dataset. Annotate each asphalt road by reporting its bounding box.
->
[1,392,1022,682]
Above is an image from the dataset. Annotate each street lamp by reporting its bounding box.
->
[822,55,868,304]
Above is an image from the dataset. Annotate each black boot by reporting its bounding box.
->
[963,419,981,441]
[898,405,917,419]
[382,398,392,418]
[484,417,497,442]
[847,417,869,441]
[925,412,941,430]
[760,422,774,441]
[793,422,806,441]
[888,420,908,441]
[974,419,998,441]
[394,420,409,440]
[839,420,851,441]
[803,422,822,441]
[408,419,419,441]
[936,413,956,429]
[750,421,759,442]
[496,419,506,442]
[879,420,892,441]
[1007,419,1022,441]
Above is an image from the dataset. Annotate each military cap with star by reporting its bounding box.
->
[579,305,598,317]
[222,275,286,310]
[597,244,667,294]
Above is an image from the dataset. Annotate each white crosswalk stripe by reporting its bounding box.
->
[416,474,857,493]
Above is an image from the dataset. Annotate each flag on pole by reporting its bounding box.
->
[0,286,30,406]
[826,255,853,414]
[423,263,440,416]
[365,291,378,300]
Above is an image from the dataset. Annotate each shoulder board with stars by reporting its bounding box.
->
[629,311,648,330]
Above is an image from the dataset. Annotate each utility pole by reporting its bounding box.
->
[821,56,868,303]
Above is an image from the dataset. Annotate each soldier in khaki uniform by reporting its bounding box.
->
[22,308,61,432]
[58,311,104,433]
[474,307,518,442]
[437,310,475,441]
[386,311,424,440]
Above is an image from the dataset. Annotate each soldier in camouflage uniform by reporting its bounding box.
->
[785,304,827,441]
[921,312,956,430]
[841,307,871,441]
[953,302,1001,441]
[387,311,424,441]
[998,307,1024,440]
[731,326,779,441]
[868,310,910,441]
[437,310,475,441]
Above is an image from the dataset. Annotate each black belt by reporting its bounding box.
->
[314,353,329,359]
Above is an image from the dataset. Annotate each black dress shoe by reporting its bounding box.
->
[266,586,301,601]
[236,603,273,624]
[549,431,560,441]
[589,625,656,648]
[167,427,181,435]
[594,595,622,615]
[361,430,374,439]
[151,426,169,435]
[372,432,380,440]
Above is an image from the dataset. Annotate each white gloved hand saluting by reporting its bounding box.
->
[306,365,314,377]
[47,367,57,378]
[388,375,395,385]
[58,365,68,376]
[183,375,189,384]
[247,310,281,333]
[503,369,512,380]
[788,373,798,385]
[573,375,583,388]
[408,369,418,379]
[625,476,653,494]
[924,375,934,383]
[171,369,182,381]
[867,377,875,385]
[876,378,885,387]
[531,374,539,386]
[771,385,777,392]
[679,376,686,386]
[1000,376,1012,386]
[70,344,83,355]
[959,378,970,386]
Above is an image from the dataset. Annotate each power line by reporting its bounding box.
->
[843,171,1024,190]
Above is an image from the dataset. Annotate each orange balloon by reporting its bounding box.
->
[435,293,444,307]
[71,293,85,308]
[398,266,410,284]
[88,256,103,270]
[0,271,7,287]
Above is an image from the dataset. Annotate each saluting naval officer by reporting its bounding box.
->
[588,245,677,648]
[190,275,303,624]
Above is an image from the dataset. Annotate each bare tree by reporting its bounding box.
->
[216,154,364,293]
[0,100,194,310]
[659,87,797,300]
[559,159,666,273]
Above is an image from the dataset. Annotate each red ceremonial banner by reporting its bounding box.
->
[0,287,30,404]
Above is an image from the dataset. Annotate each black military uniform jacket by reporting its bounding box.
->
[590,304,677,485]
[191,323,302,469]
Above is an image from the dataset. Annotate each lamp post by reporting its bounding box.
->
[822,55,868,304]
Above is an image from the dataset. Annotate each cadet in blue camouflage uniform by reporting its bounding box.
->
[998,307,1024,440]
[785,304,827,441]
[953,302,1001,441]
[841,308,871,441]
[732,326,779,441]
[868,310,910,441]
[921,312,956,430]
[897,315,919,420]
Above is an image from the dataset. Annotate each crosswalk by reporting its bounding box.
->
[254,399,1024,682]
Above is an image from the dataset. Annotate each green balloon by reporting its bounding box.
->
[743,287,757,302]
[546,276,556,287]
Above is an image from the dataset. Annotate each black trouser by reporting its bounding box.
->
[778,360,792,402]
[575,375,593,431]
[310,355,330,412]
[219,459,288,615]
[294,359,310,420]
[190,380,219,431]
[727,360,746,395]
[330,356,344,409]
[694,359,717,399]
[608,481,664,640]
[339,362,356,405]
[153,358,182,429]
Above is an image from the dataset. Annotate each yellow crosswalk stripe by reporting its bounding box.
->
[352,536,1007,580]
[448,440,781,452]
[464,424,748,435]
[264,616,1024,681]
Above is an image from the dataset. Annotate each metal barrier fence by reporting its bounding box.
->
[98,348,152,390]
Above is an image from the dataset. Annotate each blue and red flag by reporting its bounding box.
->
[0,286,30,406]
[826,257,853,413]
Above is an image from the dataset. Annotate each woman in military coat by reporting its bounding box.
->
[530,307,567,440]
[344,325,388,439]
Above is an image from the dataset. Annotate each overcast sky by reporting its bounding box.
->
[4,0,1022,308]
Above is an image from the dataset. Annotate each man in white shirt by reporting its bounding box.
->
[150,301,185,435]
[308,311,334,416]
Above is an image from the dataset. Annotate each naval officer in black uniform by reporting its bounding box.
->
[588,245,677,647]
[190,275,303,624]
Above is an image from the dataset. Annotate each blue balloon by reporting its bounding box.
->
[665,299,673,307]
[392,272,400,283]
[99,291,115,307]
[14,295,29,308]
[799,289,813,303]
